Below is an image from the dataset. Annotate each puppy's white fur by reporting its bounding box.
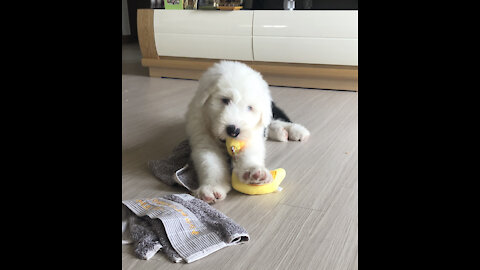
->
[185,61,309,203]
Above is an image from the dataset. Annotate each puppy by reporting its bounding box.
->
[185,61,310,203]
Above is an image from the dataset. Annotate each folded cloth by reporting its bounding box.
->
[147,140,199,191]
[147,140,233,192]
[122,194,249,263]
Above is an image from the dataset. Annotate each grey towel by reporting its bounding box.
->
[122,194,249,263]
[147,140,200,191]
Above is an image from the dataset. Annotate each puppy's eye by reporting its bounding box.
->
[221,98,231,105]
[247,105,253,111]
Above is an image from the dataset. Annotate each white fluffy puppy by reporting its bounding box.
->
[185,61,309,203]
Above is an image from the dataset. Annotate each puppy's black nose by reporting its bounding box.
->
[226,125,240,138]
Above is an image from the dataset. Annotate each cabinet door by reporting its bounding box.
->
[253,11,358,66]
[153,10,254,61]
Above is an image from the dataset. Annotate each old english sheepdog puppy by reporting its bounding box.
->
[185,61,310,203]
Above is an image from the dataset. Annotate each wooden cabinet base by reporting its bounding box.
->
[141,56,358,91]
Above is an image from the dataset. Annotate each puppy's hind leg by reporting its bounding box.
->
[268,120,289,142]
[268,119,310,142]
[285,121,310,142]
[268,101,310,142]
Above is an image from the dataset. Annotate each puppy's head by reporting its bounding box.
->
[193,61,272,141]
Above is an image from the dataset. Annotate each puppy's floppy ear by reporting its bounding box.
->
[257,94,273,129]
[192,66,222,108]
[195,81,218,108]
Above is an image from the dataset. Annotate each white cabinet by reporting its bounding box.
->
[252,10,357,38]
[152,10,358,66]
[253,11,358,65]
[153,10,254,61]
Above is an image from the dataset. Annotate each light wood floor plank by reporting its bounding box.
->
[277,184,358,270]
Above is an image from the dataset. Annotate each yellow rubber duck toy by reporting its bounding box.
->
[226,137,286,195]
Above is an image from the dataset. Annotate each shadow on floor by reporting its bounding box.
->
[122,61,149,76]
[123,121,187,165]
[122,40,150,77]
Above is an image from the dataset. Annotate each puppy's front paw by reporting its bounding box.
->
[287,124,310,142]
[195,185,227,204]
[238,167,273,185]
[268,125,288,142]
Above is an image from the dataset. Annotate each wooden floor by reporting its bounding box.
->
[122,41,358,270]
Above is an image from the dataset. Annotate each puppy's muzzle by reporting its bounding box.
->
[226,125,240,138]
